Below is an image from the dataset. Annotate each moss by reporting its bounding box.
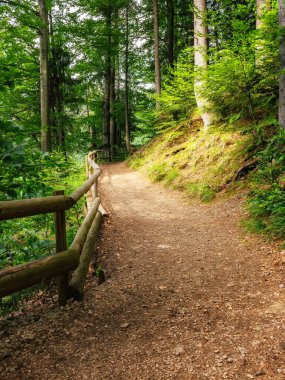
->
[147,163,168,182]
[129,120,253,202]
[128,157,144,170]
[164,168,180,186]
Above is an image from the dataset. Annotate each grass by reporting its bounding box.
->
[129,120,254,202]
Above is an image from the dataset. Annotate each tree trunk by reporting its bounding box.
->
[256,0,271,28]
[279,0,285,128]
[153,0,161,109]
[110,8,119,159]
[256,0,264,28]
[86,85,96,149]
[103,8,112,160]
[193,0,213,128]
[255,1,272,80]
[125,6,131,152]
[38,0,50,152]
[110,66,116,158]
[167,0,174,69]
[49,10,66,151]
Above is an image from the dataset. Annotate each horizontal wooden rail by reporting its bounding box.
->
[70,198,101,252]
[70,169,101,203]
[0,152,105,304]
[0,197,101,299]
[0,195,73,221]
[69,211,102,300]
[0,169,101,221]
[0,249,79,299]
[88,156,100,171]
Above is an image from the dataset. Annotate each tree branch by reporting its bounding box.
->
[0,0,39,17]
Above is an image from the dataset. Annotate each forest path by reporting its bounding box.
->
[1,162,285,380]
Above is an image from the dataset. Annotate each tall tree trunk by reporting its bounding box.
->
[49,10,65,150]
[38,0,50,152]
[256,0,271,28]
[110,8,118,159]
[86,85,96,149]
[115,46,121,148]
[125,6,131,152]
[193,0,213,128]
[279,0,285,128]
[256,0,264,28]
[103,8,112,160]
[153,0,161,109]
[167,0,174,69]
[110,66,116,158]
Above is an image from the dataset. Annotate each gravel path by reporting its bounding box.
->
[1,162,285,380]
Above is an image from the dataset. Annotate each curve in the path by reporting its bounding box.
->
[1,163,285,380]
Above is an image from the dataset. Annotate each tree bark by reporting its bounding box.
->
[256,0,271,28]
[256,0,264,28]
[110,65,116,157]
[103,8,112,160]
[193,0,213,128]
[110,8,119,158]
[279,0,285,128]
[49,10,66,150]
[38,0,50,152]
[86,85,96,149]
[167,0,175,69]
[153,0,161,109]
[125,6,131,152]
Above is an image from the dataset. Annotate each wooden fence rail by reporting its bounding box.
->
[0,151,105,305]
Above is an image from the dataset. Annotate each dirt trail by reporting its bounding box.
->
[1,162,285,380]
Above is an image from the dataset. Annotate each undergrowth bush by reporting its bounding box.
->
[246,129,285,239]
[0,139,86,313]
[156,50,196,130]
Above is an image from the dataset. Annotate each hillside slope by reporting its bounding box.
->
[130,120,255,202]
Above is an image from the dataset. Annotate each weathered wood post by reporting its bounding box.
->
[89,158,96,201]
[85,155,89,180]
[54,190,68,305]
[85,156,91,214]
[90,152,98,198]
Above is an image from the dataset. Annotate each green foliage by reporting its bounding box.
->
[164,168,179,186]
[202,2,279,122]
[147,162,168,182]
[246,129,285,239]
[129,125,252,201]
[128,156,144,169]
[0,150,85,269]
[185,183,216,202]
[0,133,74,200]
[0,149,85,314]
[156,50,196,129]
[205,48,256,119]
[247,186,285,238]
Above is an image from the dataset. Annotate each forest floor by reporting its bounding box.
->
[1,162,285,380]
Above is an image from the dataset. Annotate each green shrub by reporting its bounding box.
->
[156,50,196,129]
[246,129,285,239]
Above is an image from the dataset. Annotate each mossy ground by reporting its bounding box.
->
[129,119,255,202]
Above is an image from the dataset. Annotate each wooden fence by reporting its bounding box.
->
[0,151,105,305]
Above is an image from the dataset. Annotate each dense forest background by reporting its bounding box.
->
[0,0,285,307]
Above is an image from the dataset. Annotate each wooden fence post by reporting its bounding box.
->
[54,190,68,305]
[90,162,96,201]
[85,155,89,180]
